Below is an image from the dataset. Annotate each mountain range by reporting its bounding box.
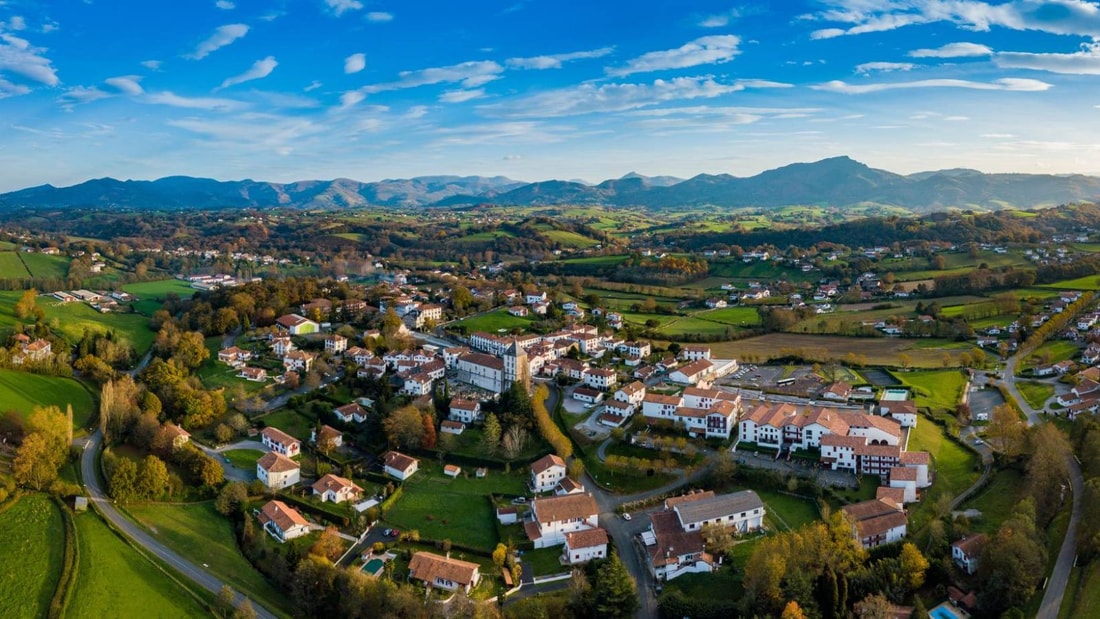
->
[3,156,1100,212]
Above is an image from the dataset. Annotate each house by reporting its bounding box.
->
[218,346,251,365]
[554,477,585,496]
[311,425,344,449]
[237,366,267,382]
[888,467,919,503]
[408,551,481,594]
[383,451,419,480]
[325,334,348,354]
[878,399,919,428]
[822,381,852,401]
[530,454,568,493]
[283,350,316,372]
[952,534,988,575]
[583,368,618,391]
[508,306,529,317]
[496,506,518,525]
[164,423,191,449]
[456,352,506,393]
[642,490,764,581]
[680,346,711,361]
[440,420,465,435]
[312,473,363,503]
[345,346,374,366]
[271,336,295,356]
[526,493,600,549]
[258,500,311,542]
[256,452,300,489]
[444,464,461,478]
[668,359,715,386]
[448,399,482,424]
[334,402,370,424]
[261,427,301,457]
[562,528,609,565]
[667,490,765,533]
[572,386,604,405]
[275,313,320,335]
[841,499,907,549]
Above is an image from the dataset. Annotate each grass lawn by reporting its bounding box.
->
[450,308,534,334]
[1063,561,1100,619]
[20,252,70,279]
[892,369,968,414]
[1022,340,1080,372]
[258,409,316,442]
[521,547,568,577]
[122,279,198,316]
[125,501,293,615]
[0,252,30,278]
[1040,275,1100,291]
[960,468,1024,535]
[69,510,209,619]
[583,454,677,494]
[907,419,979,530]
[0,369,96,429]
[656,316,740,338]
[223,449,265,470]
[756,489,819,531]
[707,333,967,368]
[695,306,761,326]
[1018,381,1056,410]
[0,494,64,619]
[39,298,156,356]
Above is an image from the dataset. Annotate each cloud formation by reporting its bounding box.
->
[439,88,485,103]
[855,62,916,74]
[344,53,366,74]
[187,24,249,60]
[324,0,363,17]
[146,91,247,111]
[366,12,394,22]
[106,75,144,95]
[506,47,613,70]
[0,33,60,86]
[215,0,235,9]
[608,35,741,77]
[995,43,1100,74]
[219,56,278,89]
[362,60,504,94]
[909,42,993,58]
[813,77,1052,94]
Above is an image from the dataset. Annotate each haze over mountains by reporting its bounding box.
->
[3,157,1099,212]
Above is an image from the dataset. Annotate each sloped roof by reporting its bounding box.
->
[408,551,479,587]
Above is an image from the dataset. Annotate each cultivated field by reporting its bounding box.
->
[0,494,64,619]
[0,252,31,278]
[707,334,965,367]
[0,370,96,429]
[20,253,71,279]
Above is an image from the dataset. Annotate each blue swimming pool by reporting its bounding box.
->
[930,604,964,619]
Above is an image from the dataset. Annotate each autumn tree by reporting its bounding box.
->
[383,405,425,450]
[979,498,1046,614]
[1025,423,1071,525]
[309,526,345,562]
[421,413,437,449]
[216,481,249,516]
[14,288,38,319]
[986,403,1026,458]
[781,600,807,619]
[898,542,930,592]
[108,456,139,501]
[481,413,501,454]
[138,454,171,500]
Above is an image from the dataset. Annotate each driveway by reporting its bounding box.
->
[79,431,279,619]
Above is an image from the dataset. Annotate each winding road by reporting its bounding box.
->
[79,430,279,619]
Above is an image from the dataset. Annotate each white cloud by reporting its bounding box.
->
[167,113,325,150]
[503,154,522,160]
[304,80,322,92]
[344,53,366,74]
[855,61,916,74]
[361,60,504,94]
[339,90,366,108]
[429,121,571,146]
[251,90,321,109]
[187,24,249,60]
[812,77,1052,94]
[909,42,993,58]
[506,47,613,70]
[145,91,247,111]
[218,56,278,90]
[944,115,969,121]
[5,16,26,31]
[439,88,485,103]
[982,133,1016,138]
[404,105,429,118]
[697,8,743,28]
[59,86,110,106]
[807,0,1100,40]
[995,43,1100,75]
[607,35,741,76]
[215,0,235,9]
[324,0,363,17]
[480,76,786,118]
[366,11,394,22]
[0,77,30,98]
[142,60,162,70]
[105,75,143,95]
[0,34,59,85]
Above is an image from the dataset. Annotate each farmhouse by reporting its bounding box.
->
[530,454,568,493]
[283,350,316,372]
[408,551,481,594]
[275,313,320,335]
[643,490,764,581]
[525,493,600,549]
[261,427,301,457]
[256,452,300,489]
[324,334,348,354]
[312,474,363,503]
[258,500,310,542]
[217,346,251,365]
[164,423,191,449]
[383,451,419,480]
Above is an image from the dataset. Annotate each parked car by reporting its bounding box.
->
[622,513,632,521]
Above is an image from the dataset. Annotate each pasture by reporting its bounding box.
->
[707,334,964,367]
[0,252,30,278]
[450,308,533,333]
[127,501,291,613]
[69,511,210,619]
[0,494,64,619]
[891,369,968,414]
[1040,275,1100,290]
[907,419,979,529]
[20,253,71,279]
[39,298,156,355]
[0,370,96,429]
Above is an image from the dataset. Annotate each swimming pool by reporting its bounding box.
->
[930,603,966,619]
[362,558,385,576]
[881,388,910,401]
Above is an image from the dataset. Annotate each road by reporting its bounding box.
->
[195,439,268,483]
[79,430,279,619]
[1001,353,1084,619]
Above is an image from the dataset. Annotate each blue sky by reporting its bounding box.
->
[2,1,1100,191]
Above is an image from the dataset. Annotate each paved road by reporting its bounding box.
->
[79,430,279,619]
[195,439,267,483]
[1002,353,1084,619]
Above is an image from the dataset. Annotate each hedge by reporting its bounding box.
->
[47,497,78,619]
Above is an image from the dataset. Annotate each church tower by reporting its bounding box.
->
[503,338,530,392]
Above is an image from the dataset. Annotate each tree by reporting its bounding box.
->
[700,522,736,558]
[310,526,345,562]
[987,403,1026,458]
[421,413,437,449]
[898,542,929,592]
[383,405,425,450]
[13,433,62,490]
[855,593,892,619]
[215,423,234,444]
[979,499,1046,614]
[138,454,170,499]
[492,543,508,569]
[1025,423,1071,524]
[567,458,585,481]
[108,456,139,501]
[591,555,638,619]
[232,598,257,619]
[216,481,249,516]
[215,585,237,619]
[781,600,807,619]
[481,413,502,454]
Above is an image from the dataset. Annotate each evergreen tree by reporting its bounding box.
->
[591,555,638,619]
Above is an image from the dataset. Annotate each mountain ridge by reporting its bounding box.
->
[2,156,1099,212]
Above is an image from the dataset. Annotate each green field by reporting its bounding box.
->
[696,306,761,326]
[541,229,600,248]
[450,308,533,334]
[907,419,979,530]
[223,449,265,470]
[656,316,741,338]
[21,253,71,279]
[0,252,31,278]
[35,298,156,356]
[123,279,198,316]
[384,462,529,552]
[892,369,968,414]
[960,468,1024,535]
[126,501,292,614]
[0,369,96,429]
[0,494,64,619]
[1018,381,1056,410]
[70,511,210,619]
[258,409,315,442]
[1063,562,1100,619]
[1040,275,1100,290]
[1022,340,1080,373]
[756,489,820,531]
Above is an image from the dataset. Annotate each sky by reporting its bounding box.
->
[2,1,1100,191]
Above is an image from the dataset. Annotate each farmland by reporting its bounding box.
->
[122,279,198,315]
[450,308,534,333]
[21,253,71,279]
[0,252,30,278]
[891,369,968,415]
[41,298,156,355]
[69,511,209,619]
[0,370,96,429]
[708,333,965,367]
[0,494,64,619]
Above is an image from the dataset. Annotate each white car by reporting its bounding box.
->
[622,513,632,521]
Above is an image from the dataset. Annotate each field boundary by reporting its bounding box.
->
[47,496,78,619]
